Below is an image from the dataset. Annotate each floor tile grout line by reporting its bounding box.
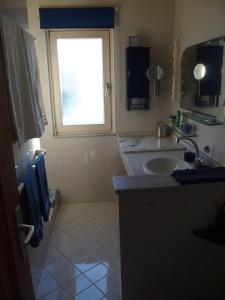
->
[53,214,107,234]
[37,202,121,299]
[45,237,117,274]
[44,252,118,292]
[43,250,108,298]
[47,225,104,262]
[75,267,115,298]
[35,266,59,299]
[37,258,115,299]
[92,271,122,298]
[45,247,106,276]
[55,269,108,299]
[60,278,93,298]
[50,254,117,297]
[38,270,76,299]
[36,285,62,300]
[48,258,99,296]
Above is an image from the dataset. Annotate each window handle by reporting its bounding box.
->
[105,82,111,97]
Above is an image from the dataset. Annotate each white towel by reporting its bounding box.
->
[0,13,47,145]
[21,29,48,127]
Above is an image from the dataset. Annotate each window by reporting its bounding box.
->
[49,30,112,135]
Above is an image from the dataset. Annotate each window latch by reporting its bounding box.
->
[105,82,111,97]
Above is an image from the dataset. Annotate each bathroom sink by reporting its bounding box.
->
[143,157,190,175]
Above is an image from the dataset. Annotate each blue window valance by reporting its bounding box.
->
[39,7,115,29]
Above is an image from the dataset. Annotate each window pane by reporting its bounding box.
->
[57,38,105,125]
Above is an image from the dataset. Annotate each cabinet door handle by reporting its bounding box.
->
[19,224,34,245]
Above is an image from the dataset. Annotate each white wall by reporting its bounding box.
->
[0,0,40,181]
[172,0,225,165]
[0,0,28,29]
[27,0,174,202]
[13,139,40,180]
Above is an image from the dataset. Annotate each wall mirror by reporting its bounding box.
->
[180,36,225,125]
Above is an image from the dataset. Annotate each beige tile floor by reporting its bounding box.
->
[34,201,121,300]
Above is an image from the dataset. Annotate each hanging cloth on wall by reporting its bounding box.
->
[21,166,43,248]
[34,154,51,222]
[21,30,48,127]
[0,13,47,145]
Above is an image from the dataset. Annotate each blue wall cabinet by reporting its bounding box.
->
[126,47,150,110]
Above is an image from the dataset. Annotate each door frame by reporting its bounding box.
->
[0,34,35,300]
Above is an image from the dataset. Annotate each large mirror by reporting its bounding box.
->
[180,36,225,125]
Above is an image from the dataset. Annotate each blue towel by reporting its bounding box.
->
[172,167,225,185]
[34,154,51,222]
[21,166,43,247]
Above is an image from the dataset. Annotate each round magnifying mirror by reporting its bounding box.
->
[156,65,164,80]
[147,65,164,80]
[193,63,206,80]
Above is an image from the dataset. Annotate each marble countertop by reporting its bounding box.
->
[112,135,187,192]
[118,135,188,176]
[118,136,184,153]
[113,174,180,193]
[114,134,221,193]
[123,150,188,176]
[113,135,185,192]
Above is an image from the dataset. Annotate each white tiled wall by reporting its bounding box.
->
[27,0,174,203]
[41,133,124,202]
[172,0,225,167]
[184,120,225,166]
[13,138,41,181]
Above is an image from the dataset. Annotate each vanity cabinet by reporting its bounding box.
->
[114,178,225,300]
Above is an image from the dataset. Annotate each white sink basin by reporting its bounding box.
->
[143,157,190,175]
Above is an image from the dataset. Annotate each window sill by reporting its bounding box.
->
[53,131,116,138]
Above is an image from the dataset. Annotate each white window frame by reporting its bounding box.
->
[48,29,113,136]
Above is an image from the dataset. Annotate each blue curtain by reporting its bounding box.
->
[39,7,115,29]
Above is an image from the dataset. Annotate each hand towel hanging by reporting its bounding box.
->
[0,13,47,145]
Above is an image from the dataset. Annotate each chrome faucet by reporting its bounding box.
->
[176,137,201,167]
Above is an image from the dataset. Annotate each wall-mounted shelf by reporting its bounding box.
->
[170,125,197,138]
[187,112,224,126]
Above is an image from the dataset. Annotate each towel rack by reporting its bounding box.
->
[17,148,54,222]
[17,149,47,194]
[18,182,24,195]
[31,157,54,222]
[35,149,47,159]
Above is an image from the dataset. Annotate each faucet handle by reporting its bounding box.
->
[194,158,202,168]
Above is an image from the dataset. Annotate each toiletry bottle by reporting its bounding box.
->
[176,110,181,127]
[168,115,173,126]
[180,113,184,128]
[169,115,176,126]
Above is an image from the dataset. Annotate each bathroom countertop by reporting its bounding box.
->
[115,134,222,193]
[113,134,187,192]
[113,174,180,193]
[122,150,188,176]
[118,135,186,176]
[118,135,184,153]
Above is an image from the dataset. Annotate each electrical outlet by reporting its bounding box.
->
[204,145,210,154]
